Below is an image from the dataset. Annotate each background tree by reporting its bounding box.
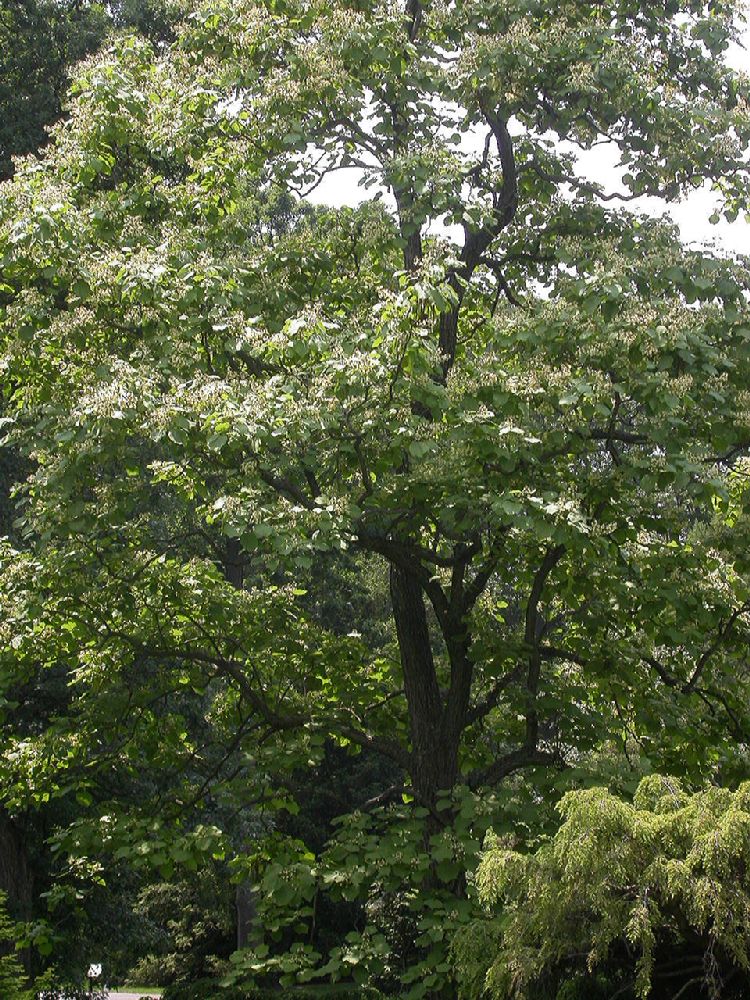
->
[0,0,183,181]
[0,0,186,972]
[1,1,750,997]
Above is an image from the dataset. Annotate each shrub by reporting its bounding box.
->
[127,954,174,987]
[161,980,374,1000]
[453,776,750,999]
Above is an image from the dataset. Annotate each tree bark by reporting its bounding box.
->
[223,538,260,952]
[0,812,34,974]
[235,881,258,950]
[389,564,458,804]
[0,814,32,919]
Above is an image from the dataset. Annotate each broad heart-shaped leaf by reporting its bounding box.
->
[1,0,750,995]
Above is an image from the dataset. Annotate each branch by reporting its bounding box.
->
[684,601,750,693]
[143,646,411,770]
[605,389,623,467]
[524,545,566,746]
[705,439,750,465]
[230,349,282,378]
[524,153,643,203]
[337,723,412,771]
[361,784,409,811]
[404,0,422,41]
[699,685,748,742]
[466,665,525,724]
[294,156,374,199]
[302,463,322,502]
[258,467,315,509]
[463,531,511,610]
[525,546,566,647]
[642,603,750,696]
[478,256,524,307]
[586,428,648,445]
[469,746,562,789]
[670,978,704,1000]
[463,129,493,183]
[432,99,521,378]
[331,115,385,159]
[179,712,265,813]
[355,528,451,628]
[461,96,518,266]
[538,645,588,667]
[357,526,467,570]
[446,539,481,616]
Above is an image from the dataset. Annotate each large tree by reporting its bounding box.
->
[1,0,750,995]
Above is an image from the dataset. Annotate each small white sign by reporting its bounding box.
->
[87,964,102,979]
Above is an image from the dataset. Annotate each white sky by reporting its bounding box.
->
[308,28,750,257]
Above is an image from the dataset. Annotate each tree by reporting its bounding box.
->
[0,0,184,181]
[1,1,750,996]
[454,775,750,1000]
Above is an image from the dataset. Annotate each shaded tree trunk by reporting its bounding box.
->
[235,882,258,950]
[0,812,34,974]
[223,538,260,952]
[389,565,458,805]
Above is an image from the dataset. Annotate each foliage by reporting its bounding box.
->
[0,0,750,996]
[454,776,750,999]
[0,0,184,180]
[0,891,31,1000]
[223,779,567,995]
[125,868,235,986]
[161,980,376,1000]
[0,0,105,180]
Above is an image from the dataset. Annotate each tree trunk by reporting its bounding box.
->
[235,881,258,950]
[389,565,458,804]
[0,812,34,974]
[223,539,261,952]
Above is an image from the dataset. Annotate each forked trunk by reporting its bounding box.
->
[389,565,459,804]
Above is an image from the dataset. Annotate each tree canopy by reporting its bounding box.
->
[1,0,750,996]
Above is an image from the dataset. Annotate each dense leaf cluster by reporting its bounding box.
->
[455,776,750,999]
[0,0,183,181]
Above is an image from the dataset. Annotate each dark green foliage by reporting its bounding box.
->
[0,392,28,542]
[277,742,403,962]
[0,0,182,180]
[126,870,235,986]
[0,444,25,542]
[108,0,183,43]
[552,974,617,1000]
[0,0,109,180]
[282,743,402,856]
[161,982,242,1000]
[162,981,374,1000]
[0,891,31,1000]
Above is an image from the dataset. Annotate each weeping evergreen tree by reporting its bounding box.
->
[455,776,750,1000]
